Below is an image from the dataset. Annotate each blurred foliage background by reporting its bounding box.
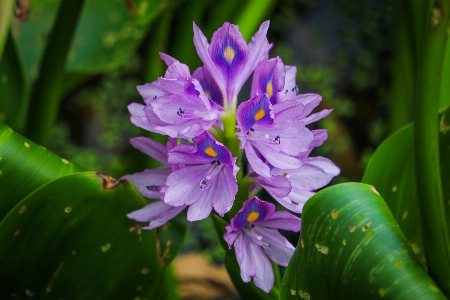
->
[1,0,410,297]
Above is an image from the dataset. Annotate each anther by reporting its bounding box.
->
[177,107,185,118]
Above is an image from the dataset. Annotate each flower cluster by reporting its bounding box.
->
[125,21,340,292]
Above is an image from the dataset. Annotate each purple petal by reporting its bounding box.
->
[122,167,171,199]
[126,200,185,229]
[257,211,301,232]
[303,109,333,125]
[249,239,274,293]
[257,227,295,266]
[212,164,238,216]
[159,52,178,66]
[237,94,274,133]
[234,233,255,282]
[251,57,285,104]
[253,174,291,198]
[129,103,158,132]
[235,20,272,99]
[279,65,298,101]
[137,83,164,104]
[273,157,340,191]
[224,225,239,248]
[186,186,214,221]
[231,197,275,230]
[130,137,168,165]
[163,164,210,206]
[193,66,224,107]
[272,100,304,120]
[163,60,191,81]
[244,143,271,177]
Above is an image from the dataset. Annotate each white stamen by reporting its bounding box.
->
[264,134,269,139]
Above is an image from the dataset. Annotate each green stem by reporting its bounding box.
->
[24,0,85,146]
[414,0,450,295]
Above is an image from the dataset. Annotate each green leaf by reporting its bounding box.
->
[66,0,166,73]
[281,183,445,299]
[361,124,425,265]
[0,33,27,131]
[0,172,166,299]
[0,121,83,221]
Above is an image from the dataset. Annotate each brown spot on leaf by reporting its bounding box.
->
[15,0,30,22]
[96,172,129,189]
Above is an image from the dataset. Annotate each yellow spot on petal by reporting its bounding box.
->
[224,46,235,63]
[254,108,265,121]
[247,211,259,222]
[204,90,212,99]
[24,142,30,148]
[266,81,273,97]
[204,146,217,157]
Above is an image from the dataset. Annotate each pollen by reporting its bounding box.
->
[247,211,260,222]
[266,81,273,97]
[254,108,265,121]
[224,46,235,63]
[204,146,218,157]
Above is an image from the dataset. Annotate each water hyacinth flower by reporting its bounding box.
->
[224,197,301,293]
[128,54,223,139]
[163,131,239,221]
[123,137,186,230]
[236,93,313,177]
[193,21,271,110]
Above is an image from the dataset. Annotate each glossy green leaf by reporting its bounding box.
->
[0,121,84,221]
[0,172,168,299]
[0,33,27,131]
[361,124,425,264]
[281,183,445,299]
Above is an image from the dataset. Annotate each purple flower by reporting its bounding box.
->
[236,94,313,177]
[253,156,340,213]
[251,57,333,123]
[128,54,223,138]
[193,21,271,109]
[123,137,187,230]
[224,197,301,293]
[162,132,239,221]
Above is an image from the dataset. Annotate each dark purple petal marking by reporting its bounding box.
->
[236,94,274,133]
[194,132,232,164]
[211,37,247,79]
[193,66,224,106]
[232,197,273,230]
